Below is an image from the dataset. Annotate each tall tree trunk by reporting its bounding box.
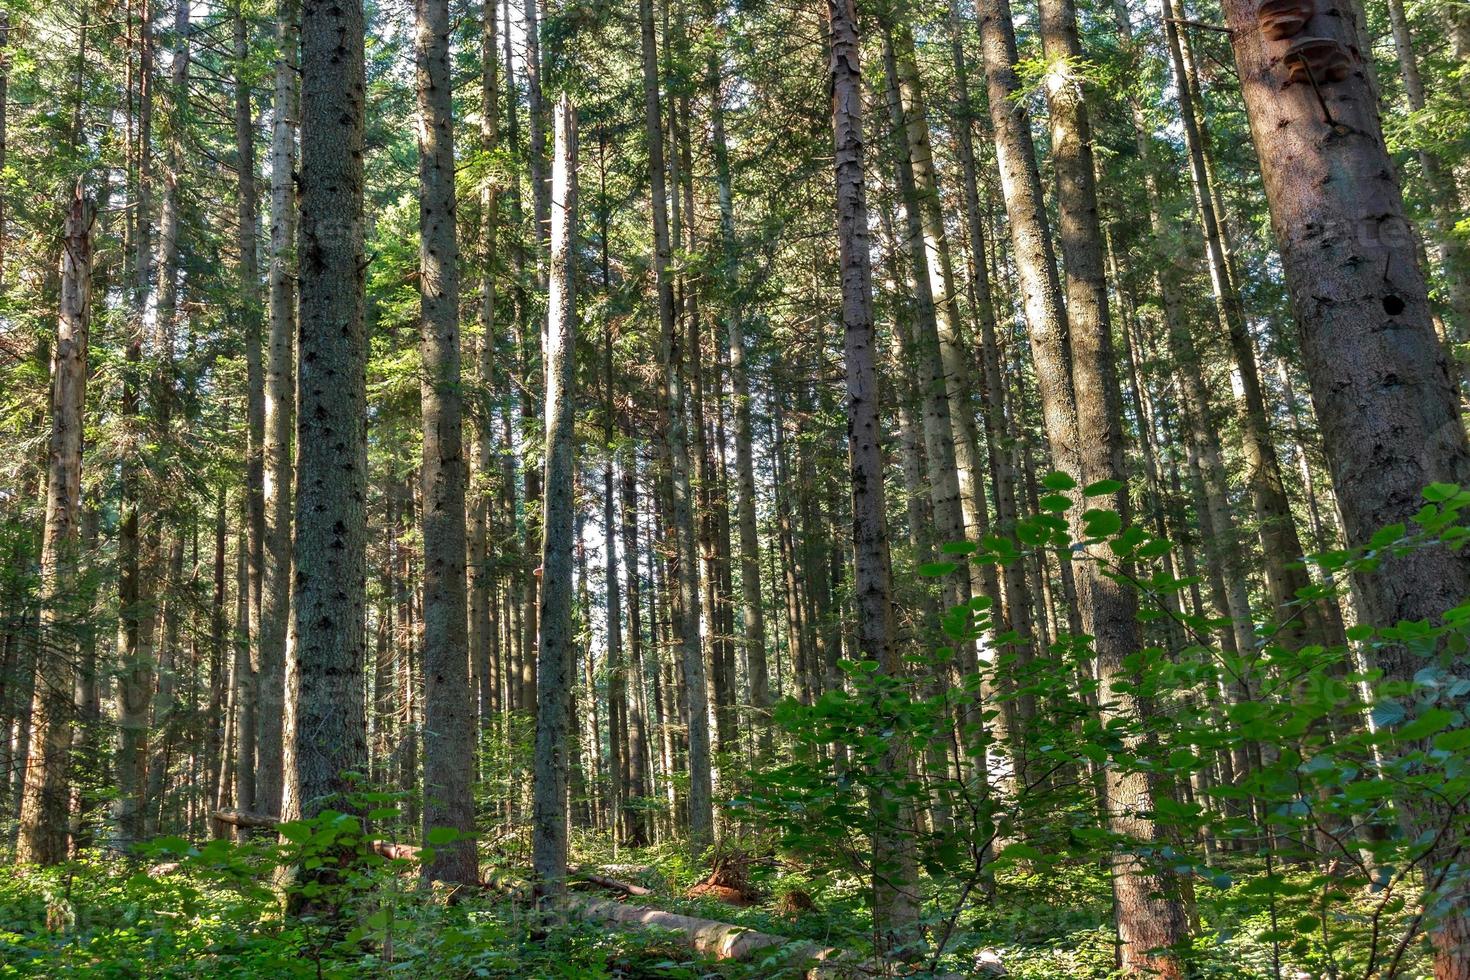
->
[469,0,501,732]
[827,0,920,955]
[226,3,262,830]
[0,11,8,289]
[232,516,256,838]
[1160,0,1327,647]
[153,0,188,363]
[638,0,712,846]
[1383,0,1470,348]
[1220,0,1470,970]
[706,50,770,752]
[621,444,651,846]
[415,0,476,886]
[522,0,548,259]
[890,27,997,615]
[944,0,1034,672]
[142,0,191,836]
[1038,0,1190,968]
[292,0,368,875]
[532,95,578,902]
[17,186,92,865]
[258,0,299,818]
[115,0,155,845]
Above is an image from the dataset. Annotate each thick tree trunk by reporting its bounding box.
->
[1221,0,1470,970]
[828,0,920,955]
[17,186,92,865]
[415,0,476,887]
[533,96,578,902]
[293,0,368,866]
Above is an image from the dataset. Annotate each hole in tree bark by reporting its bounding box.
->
[1382,294,1405,315]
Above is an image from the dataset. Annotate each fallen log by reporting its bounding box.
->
[571,867,652,897]
[568,894,847,972]
[212,808,281,829]
[566,895,960,978]
[369,840,421,861]
[203,817,955,975]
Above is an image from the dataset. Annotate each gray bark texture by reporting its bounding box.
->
[415,0,476,887]
[533,95,579,903]
[293,0,368,835]
[828,0,920,955]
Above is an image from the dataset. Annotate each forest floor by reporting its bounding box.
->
[0,835,1423,978]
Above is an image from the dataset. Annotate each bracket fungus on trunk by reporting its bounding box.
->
[1256,0,1314,40]
[1284,35,1353,83]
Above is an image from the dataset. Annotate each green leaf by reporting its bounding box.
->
[1433,727,1470,752]
[1083,479,1122,497]
[1369,523,1406,549]
[997,842,1044,862]
[426,826,464,847]
[1039,493,1071,513]
[1042,471,1077,491]
[1083,509,1122,538]
[919,561,958,578]
[1424,482,1461,503]
[278,821,313,843]
[940,541,977,555]
[1398,707,1455,741]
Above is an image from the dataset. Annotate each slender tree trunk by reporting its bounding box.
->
[639,0,712,847]
[621,444,651,846]
[533,95,578,902]
[945,0,1034,671]
[1038,0,1190,967]
[469,0,501,733]
[828,0,920,955]
[1383,0,1470,348]
[115,0,155,845]
[0,11,8,289]
[1160,0,1327,647]
[232,513,257,838]
[17,186,92,865]
[706,52,769,751]
[1221,0,1470,970]
[141,0,191,836]
[257,0,298,818]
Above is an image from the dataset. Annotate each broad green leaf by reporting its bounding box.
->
[1042,471,1077,491]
